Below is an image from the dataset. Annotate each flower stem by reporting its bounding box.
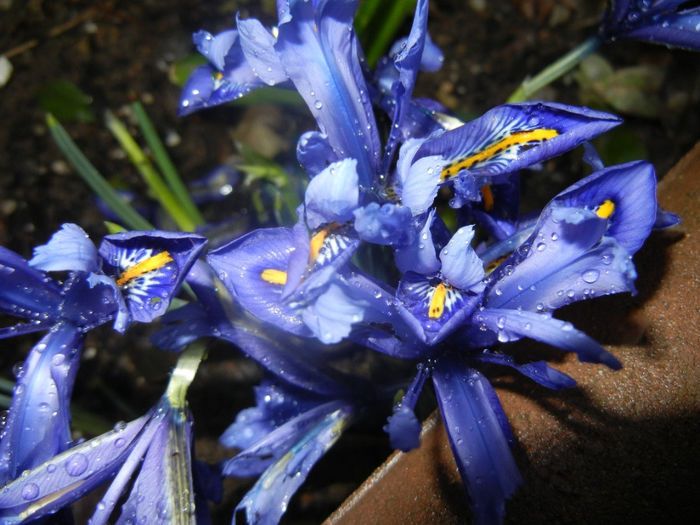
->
[165,341,207,409]
[506,35,602,103]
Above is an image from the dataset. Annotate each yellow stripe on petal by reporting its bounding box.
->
[428,282,448,319]
[595,199,615,219]
[261,268,288,285]
[441,128,559,180]
[117,251,173,286]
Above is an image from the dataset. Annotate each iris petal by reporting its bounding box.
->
[553,161,657,255]
[433,360,522,525]
[28,223,98,273]
[417,102,621,181]
[475,308,621,369]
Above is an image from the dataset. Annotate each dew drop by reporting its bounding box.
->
[21,482,39,501]
[536,242,546,252]
[314,100,323,109]
[65,453,88,476]
[582,269,600,283]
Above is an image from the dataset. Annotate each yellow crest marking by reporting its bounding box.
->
[595,199,615,219]
[480,184,494,212]
[116,251,173,287]
[261,268,288,285]
[309,223,339,263]
[428,282,449,319]
[441,128,559,180]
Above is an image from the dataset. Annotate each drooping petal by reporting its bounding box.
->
[98,231,207,324]
[304,158,359,230]
[475,308,621,369]
[232,402,353,525]
[116,408,197,525]
[275,0,380,185]
[28,223,99,273]
[417,102,622,182]
[624,9,700,49]
[194,29,238,71]
[223,401,346,478]
[0,414,149,524]
[439,225,485,292]
[553,161,657,255]
[220,381,323,451]
[433,359,522,525]
[0,322,82,484]
[384,363,430,451]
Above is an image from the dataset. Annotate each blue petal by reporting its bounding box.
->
[395,138,443,215]
[394,210,441,275]
[353,202,414,246]
[233,402,353,525]
[0,246,62,320]
[275,0,380,186]
[553,161,657,255]
[475,308,621,369]
[0,322,82,484]
[117,408,197,525]
[28,223,98,273]
[194,29,237,71]
[223,400,346,478]
[98,231,206,324]
[417,102,622,181]
[297,131,337,177]
[237,16,288,85]
[433,360,522,525]
[304,158,359,230]
[301,281,370,344]
[207,227,311,335]
[220,381,322,451]
[382,0,430,170]
[439,225,485,292]
[654,207,681,229]
[474,351,577,390]
[624,10,700,49]
[486,206,608,309]
[384,364,430,452]
[396,272,482,345]
[0,414,149,523]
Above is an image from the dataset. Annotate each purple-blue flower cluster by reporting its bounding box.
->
[0,0,689,524]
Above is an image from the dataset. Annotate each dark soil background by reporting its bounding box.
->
[0,0,698,523]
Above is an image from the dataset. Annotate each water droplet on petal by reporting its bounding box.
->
[21,482,39,500]
[582,269,600,283]
[65,452,88,476]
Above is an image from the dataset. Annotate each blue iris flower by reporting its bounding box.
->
[377,159,664,524]
[0,225,205,484]
[601,0,700,49]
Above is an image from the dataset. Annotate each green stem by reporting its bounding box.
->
[46,113,154,231]
[165,341,207,409]
[105,110,197,232]
[131,102,205,227]
[506,35,602,103]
